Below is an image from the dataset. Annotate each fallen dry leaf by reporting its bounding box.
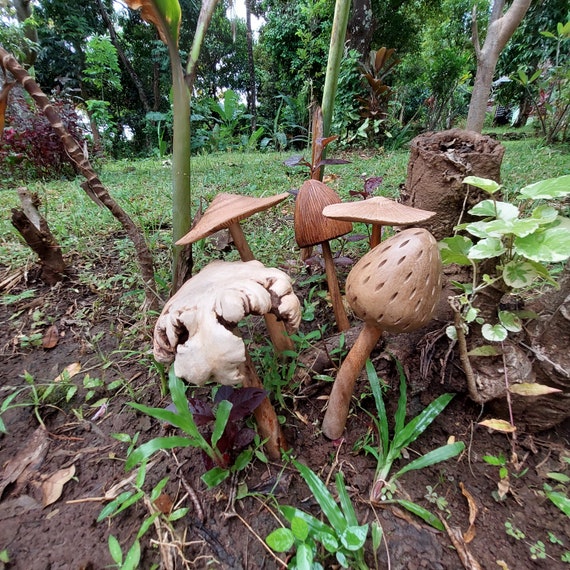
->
[41,464,76,507]
[53,362,81,382]
[42,324,59,349]
[497,475,510,500]
[478,419,516,433]
[508,383,561,396]
[441,518,483,570]
[0,426,49,499]
[153,493,173,515]
[460,482,479,543]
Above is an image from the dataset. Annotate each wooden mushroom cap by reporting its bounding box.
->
[345,228,442,333]
[294,179,352,248]
[176,192,290,245]
[322,196,435,226]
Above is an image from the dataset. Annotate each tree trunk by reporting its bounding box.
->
[347,0,375,57]
[12,0,37,67]
[466,0,531,133]
[11,188,66,285]
[95,0,151,115]
[244,0,257,130]
[0,47,160,311]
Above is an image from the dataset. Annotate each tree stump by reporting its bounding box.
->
[400,129,505,240]
[11,187,66,285]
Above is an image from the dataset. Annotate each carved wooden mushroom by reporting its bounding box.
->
[294,179,353,331]
[321,228,442,440]
[322,196,435,249]
[176,192,294,354]
[153,259,301,458]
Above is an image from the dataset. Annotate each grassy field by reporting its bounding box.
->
[1,138,569,302]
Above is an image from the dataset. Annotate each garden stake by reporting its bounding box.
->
[176,192,295,354]
[321,228,442,439]
[294,179,353,331]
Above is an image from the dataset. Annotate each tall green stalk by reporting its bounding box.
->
[320,0,352,138]
[124,0,219,293]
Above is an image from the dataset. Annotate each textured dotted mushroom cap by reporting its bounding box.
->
[294,179,353,248]
[345,228,442,333]
[322,196,435,225]
[176,192,290,245]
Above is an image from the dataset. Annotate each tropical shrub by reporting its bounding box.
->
[0,86,85,183]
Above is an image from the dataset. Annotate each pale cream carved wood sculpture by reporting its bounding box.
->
[153,259,301,458]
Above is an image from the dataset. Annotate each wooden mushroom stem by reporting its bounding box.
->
[229,222,295,354]
[241,350,289,459]
[321,240,351,332]
[370,224,383,249]
[321,323,382,439]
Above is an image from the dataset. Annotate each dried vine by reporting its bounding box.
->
[0,47,160,311]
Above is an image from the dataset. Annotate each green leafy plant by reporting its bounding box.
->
[515,20,570,144]
[440,174,570,401]
[98,461,183,570]
[266,459,374,569]
[0,370,76,433]
[125,369,265,488]
[362,360,464,528]
[442,174,570,342]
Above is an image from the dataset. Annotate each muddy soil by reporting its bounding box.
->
[1,249,569,570]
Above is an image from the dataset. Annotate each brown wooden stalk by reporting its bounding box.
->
[321,323,382,439]
[242,349,289,459]
[321,229,442,439]
[294,179,353,332]
[0,47,159,310]
[321,240,351,331]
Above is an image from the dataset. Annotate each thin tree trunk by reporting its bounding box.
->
[245,0,257,129]
[12,0,37,67]
[95,0,151,114]
[466,0,531,133]
[0,47,160,310]
[11,188,66,285]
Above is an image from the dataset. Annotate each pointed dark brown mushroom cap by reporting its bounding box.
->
[176,192,290,245]
[322,196,435,226]
[294,179,352,248]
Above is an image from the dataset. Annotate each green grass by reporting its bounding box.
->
[1,140,568,298]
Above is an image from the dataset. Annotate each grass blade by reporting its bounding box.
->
[366,360,389,459]
[293,460,347,533]
[391,393,455,453]
[125,436,197,470]
[394,442,465,478]
[335,471,358,527]
[394,358,407,436]
[392,499,445,531]
[211,399,232,448]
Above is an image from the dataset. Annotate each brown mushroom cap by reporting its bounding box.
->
[345,228,441,333]
[322,196,435,226]
[294,179,353,248]
[176,192,290,245]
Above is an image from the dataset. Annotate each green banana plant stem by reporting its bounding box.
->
[321,0,352,140]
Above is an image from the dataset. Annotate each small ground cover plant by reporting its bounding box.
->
[440,174,570,401]
[266,459,377,569]
[360,359,464,528]
[125,368,266,487]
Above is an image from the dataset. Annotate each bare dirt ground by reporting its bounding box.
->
[1,243,569,570]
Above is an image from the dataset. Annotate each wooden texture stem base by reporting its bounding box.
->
[242,350,289,459]
[322,324,382,439]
